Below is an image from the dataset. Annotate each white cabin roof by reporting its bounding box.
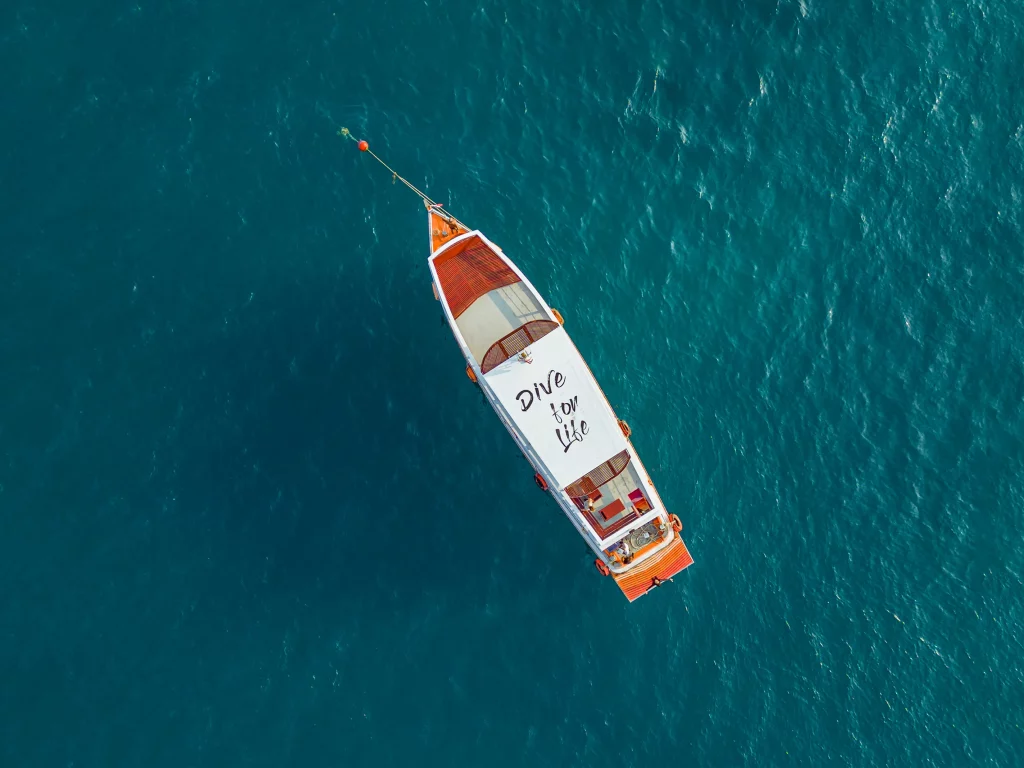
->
[483,327,629,490]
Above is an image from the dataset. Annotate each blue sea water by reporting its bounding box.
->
[3,0,1024,765]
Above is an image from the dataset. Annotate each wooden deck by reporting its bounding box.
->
[613,535,694,602]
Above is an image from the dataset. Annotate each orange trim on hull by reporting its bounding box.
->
[613,535,694,602]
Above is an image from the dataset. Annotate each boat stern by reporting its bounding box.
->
[612,532,694,602]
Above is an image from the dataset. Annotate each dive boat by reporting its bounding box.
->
[425,203,694,602]
[343,129,693,601]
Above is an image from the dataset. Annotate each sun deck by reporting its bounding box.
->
[457,284,547,363]
[428,225,557,366]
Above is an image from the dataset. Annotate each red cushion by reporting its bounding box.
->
[600,499,625,521]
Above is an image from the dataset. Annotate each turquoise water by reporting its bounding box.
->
[4,0,1024,765]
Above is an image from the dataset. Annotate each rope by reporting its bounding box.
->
[339,127,468,231]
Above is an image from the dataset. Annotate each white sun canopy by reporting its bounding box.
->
[483,327,629,490]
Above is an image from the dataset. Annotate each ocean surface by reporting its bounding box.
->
[3,0,1024,765]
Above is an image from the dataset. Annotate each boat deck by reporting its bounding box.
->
[613,535,694,602]
[574,461,649,538]
[458,284,547,364]
[429,226,552,365]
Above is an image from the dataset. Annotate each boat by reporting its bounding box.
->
[345,129,694,601]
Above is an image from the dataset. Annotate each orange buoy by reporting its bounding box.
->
[534,473,548,491]
[618,419,631,438]
[552,308,564,325]
[466,365,477,383]
[670,514,682,532]
[357,140,369,152]
[595,559,611,576]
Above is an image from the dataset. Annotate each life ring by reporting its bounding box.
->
[670,514,682,532]
[552,308,564,325]
[618,419,631,438]
[466,365,477,383]
[534,473,548,491]
[595,559,611,576]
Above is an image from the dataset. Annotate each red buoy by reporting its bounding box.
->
[358,140,369,152]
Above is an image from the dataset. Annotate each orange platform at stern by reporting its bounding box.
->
[613,535,694,602]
